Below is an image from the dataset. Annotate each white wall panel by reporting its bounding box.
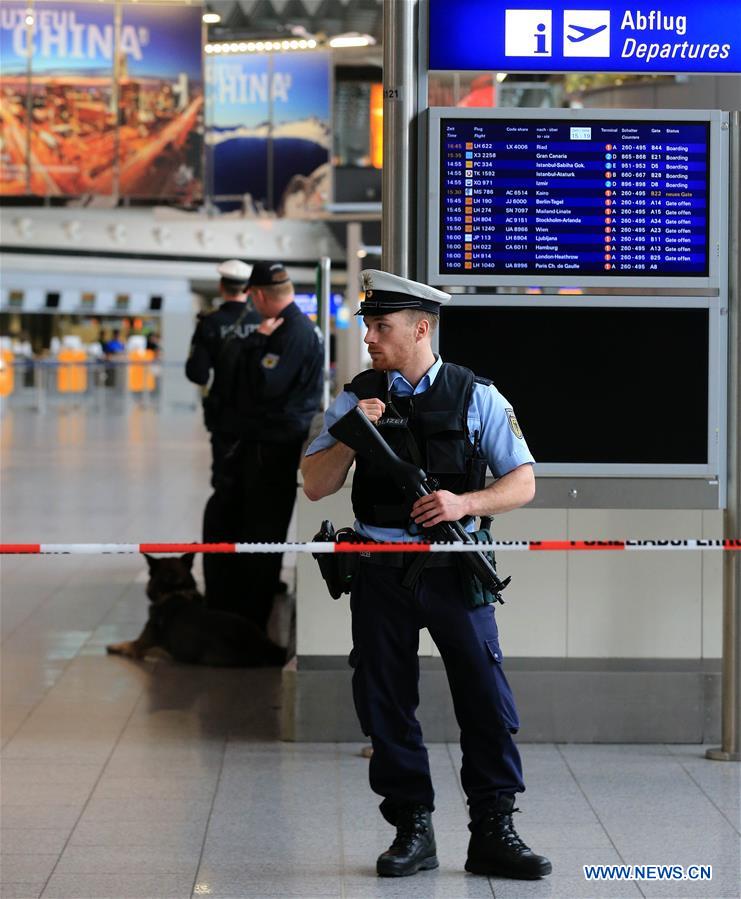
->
[296,481,354,656]
[567,510,703,658]
[483,508,568,658]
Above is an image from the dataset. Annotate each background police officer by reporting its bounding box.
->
[186,259,260,613]
[229,261,325,631]
[301,271,551,881]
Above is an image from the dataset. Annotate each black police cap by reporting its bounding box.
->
[248,261,290,287]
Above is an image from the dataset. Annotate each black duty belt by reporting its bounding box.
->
[357,548,457,569]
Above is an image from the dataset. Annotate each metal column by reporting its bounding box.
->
[707,110,741,762]
[335,223,368,387]
[381,0,418,277]
[318,257,332,411]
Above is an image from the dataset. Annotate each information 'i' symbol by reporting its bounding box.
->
[534,22,548,54]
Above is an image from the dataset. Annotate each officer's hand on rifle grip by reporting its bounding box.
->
[412,490,470,528]
[357,398,386,424]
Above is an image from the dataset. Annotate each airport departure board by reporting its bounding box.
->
[438,118,711,278]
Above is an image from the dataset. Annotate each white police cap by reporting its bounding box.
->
[217,259,252,283]
[357,270,451,316]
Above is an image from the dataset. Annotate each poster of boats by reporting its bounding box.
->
[206,50,330,214]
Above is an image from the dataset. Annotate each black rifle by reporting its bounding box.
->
[329,406,511,601]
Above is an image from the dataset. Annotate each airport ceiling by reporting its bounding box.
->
[203,0,383,42]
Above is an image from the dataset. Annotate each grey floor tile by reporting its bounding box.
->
[665,748,741,831]
[66,818,207,850]
[0,707,34,746]
[490,874,642,898]
[91,776,218,802]
[0,884,45,899]
[0,783,96,808]
[610,829,740,864]
[201,833,341,866]
[1,740,114,766]
[195,863,341,898]
[0,808,83,831]
[635,865,741,899]
[0,830,69,855]
[101,757,223,778]
[40,872,195,899]
[499,797,601,825]
[52,845,198,876]
[106,743,224,765]
[526,847,629,880]
[79,797,213,824]
[508,822,614,850]
[341,870,495,899]
[206,860,341,877]
[0,856,58,885]
[0,761,101,782]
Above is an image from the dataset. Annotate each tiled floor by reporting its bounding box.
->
[1,407,740,899]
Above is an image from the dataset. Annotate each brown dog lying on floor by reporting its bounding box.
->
[106,553,286,667]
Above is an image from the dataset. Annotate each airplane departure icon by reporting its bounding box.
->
[566,22,608,42]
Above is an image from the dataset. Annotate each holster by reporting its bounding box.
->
[312,520,361,599]
[458,525,502,608]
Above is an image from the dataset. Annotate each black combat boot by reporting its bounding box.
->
[376,805,439,877]
[465,795,552,879]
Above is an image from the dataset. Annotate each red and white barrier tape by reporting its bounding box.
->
[1,540,740,555]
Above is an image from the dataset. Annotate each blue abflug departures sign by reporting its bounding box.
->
[428,0,741,74]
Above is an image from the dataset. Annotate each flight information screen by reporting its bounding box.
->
[438,118,711,278]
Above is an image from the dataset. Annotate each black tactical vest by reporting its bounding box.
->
[347,362,490,529]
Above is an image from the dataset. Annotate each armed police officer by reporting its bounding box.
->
[301,271,551,881]
[186,259,261,613]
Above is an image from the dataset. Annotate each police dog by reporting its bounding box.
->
[106,553,286,667]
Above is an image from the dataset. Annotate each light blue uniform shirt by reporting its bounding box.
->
[305,356,535,541]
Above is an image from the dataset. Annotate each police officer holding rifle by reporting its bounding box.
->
[301,270,551,881]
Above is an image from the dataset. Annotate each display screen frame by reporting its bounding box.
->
[436,296,726,479]
[426,107,727,289]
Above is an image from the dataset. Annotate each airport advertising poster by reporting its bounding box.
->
[206,53,270,208]
[25,2,116,195]
[206,50,330,214]
[271,51,331,215]
[0,2,31,194]
[118,3,203,200]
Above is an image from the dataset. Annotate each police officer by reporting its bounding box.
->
[301,271,551,881]
[186,259,261,613]
[231,261,325,630]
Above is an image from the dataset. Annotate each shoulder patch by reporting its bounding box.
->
[505,407,523,439]
[260,353,280,370]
